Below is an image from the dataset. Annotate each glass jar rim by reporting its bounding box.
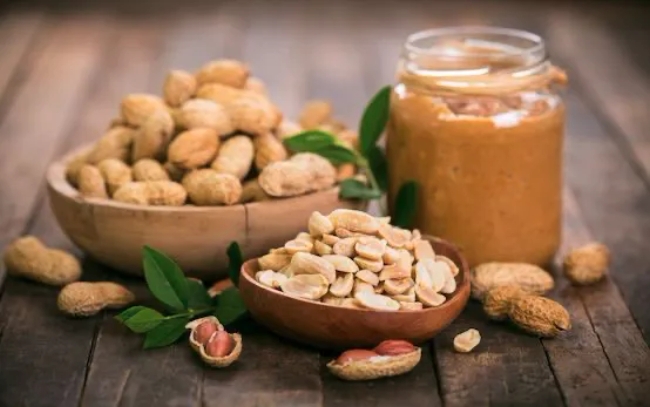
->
[405,26,545,61]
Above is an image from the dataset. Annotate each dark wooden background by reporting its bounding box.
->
[0,0,649,406]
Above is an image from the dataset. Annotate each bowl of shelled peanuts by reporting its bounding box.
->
[238,209,471,349]
[46,59,364,280]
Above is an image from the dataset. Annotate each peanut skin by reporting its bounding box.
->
[193,321,219,344]
[3,236,81,286]
[205,331,234,357]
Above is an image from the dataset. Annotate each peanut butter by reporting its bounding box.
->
[387,28,566,267]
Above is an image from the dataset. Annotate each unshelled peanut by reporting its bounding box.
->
[132,159,170,182]
[226,96,277,136]
[195,59,249,88]
[120,94,167,127]
[97,158,133,196]
[167,128,220,169]
[563,242,610,286]
[254,132,288,170]
[163,70,197,107]
[3,236,82,286]
[86,126,134,164]
[299,100,332,129]
[113,181,187,206]
[77,164,108,198]
[508,296,571,337]
[131,109,175,161]
[210,135,254,179]
[178,98,233,135]
[57,281,135,317]
[182,169,242,206]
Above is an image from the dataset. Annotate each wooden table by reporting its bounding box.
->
[1,0,649,405]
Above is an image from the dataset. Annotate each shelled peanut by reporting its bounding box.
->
[185,316,242,368]
[64,58,360,207]
[327,339,421,381]
[255,209,461,311]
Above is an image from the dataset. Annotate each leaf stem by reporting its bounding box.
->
[356,155,387,215]
[165,306,217,321]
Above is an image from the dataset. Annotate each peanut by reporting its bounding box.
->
[240,178,270,203]
[97,158,133,196]
[508,296,571,338]
[77,164,108,198]
[276,120,302,140]
[482,285,526,321]
[258,251,292,272]
[354,256,384,273]
[414,285,446,307]
[3,236,82,286]
[299,100,332,129]
[131,109,175,161]
[414,240,435,261]
[195,59,249,88]
[120,94,167,127]
[57,281,135,317]
[355,236,386,260]
[329,272,354,297]
[182,169,242,206]
[354,291,400,311]
[163,70,197,107]
[196,83,245,106]
[113,181,187,206]
[193,320,219,344]
[178,99,233,135]
[453,329,481,353]
[280,273,329,300]
[167,128,220,169]
[226,96,277,136]
[321,255,359,273]
[163,161,185,182]
[132,159,170,182]
[258,161,311,197]
[332,237,358,258]
[308,211,335,237]
[289,153,336,191]
[334,349,379,365]
[329,209,380,235]
[205,331,234,357]
[211,135,254,180]
[254,132,288,170]
[65,152,90,187]
[86,126,134,164]
[255,269,288,289]
[563,242,610,286]
[245,77,267,95]
[373,340,416,356]
[289,252,336,284]
[337,163,356,181]
[356,269,380,286]
[471,262,554,300]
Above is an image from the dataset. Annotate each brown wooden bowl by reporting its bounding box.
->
[46,145,363,280]
[239,236,470,349]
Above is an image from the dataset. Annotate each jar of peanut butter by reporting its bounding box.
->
[387,27,567,267]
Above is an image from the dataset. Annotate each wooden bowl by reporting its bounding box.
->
[239,236,470,349]
[46,145,363,280]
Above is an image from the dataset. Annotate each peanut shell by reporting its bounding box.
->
[195,59,249,88]
[471,262,554,300]
[120,94,166,127]
[131,109,175,162]
[211,135,254,180]
[167,128,220,170]
[482,285,526,321]
[508,296,571,337]
[163,70,197,107]
[77,164,108,198]
[57,282,134,317]
[182,169,242,206]
[326,348,421,381]
[562,242,610,286]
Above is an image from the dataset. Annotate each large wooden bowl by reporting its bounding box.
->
[46,146,363,280]
[239,236,470,349]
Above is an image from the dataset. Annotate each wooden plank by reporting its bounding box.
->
[0,10,44,105]
[0,13,114,407]
[545,12,650,184]
[556,188,650,406]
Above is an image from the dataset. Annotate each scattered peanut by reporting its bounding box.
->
[482,285,526,321]
[57,281,135,317]
[453,329,481,353]
[563,242,610,285]
[3,236,82,286]
[186,316,242,367]
[508,296,571,338]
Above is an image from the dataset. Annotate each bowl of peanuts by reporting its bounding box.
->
[238,209,471,349]
[46,59,363,280]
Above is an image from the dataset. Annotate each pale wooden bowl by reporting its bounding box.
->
[46,145,363,280]
[239,236,471,349]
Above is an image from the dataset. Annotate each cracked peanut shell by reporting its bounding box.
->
[198,332,243,368]
[327,348,421,381]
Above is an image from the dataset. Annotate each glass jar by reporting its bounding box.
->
[387,27,567,267]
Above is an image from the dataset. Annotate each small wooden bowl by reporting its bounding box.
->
[46,145,363,280]
[239,236,470,349]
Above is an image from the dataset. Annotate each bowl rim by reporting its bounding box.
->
[240,235,470,315]
[47,143,346,213]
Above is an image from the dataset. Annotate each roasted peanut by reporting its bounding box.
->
[167,128,219,169]
[163,70,197,107]
[195,59,249,88]
[131,109,175,161]
[77,164,108,198]
[178,98,233,135]
[120,94,167,127]
[57,282,134,317]
[97,158,133,196]
[254,132,288,170]
[211,135,254,180]
[132,159,170,182]
[113,181,187,206]
[182,169,242,206]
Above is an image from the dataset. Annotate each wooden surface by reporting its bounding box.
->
[0,0,649,406]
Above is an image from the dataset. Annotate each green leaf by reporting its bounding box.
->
[115,305,149,323]
[214,287,248,326]
[143,316,189,349]
[186,279,213,309]
[116,306,165,333]
[339,179,382,200]
[366,145,388,192]
[142,246,189,312]
[227,242,243,288]
[359,86,391,155]
[283,130,338,152]
[313,144,358,165]
[392,181,419,229]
